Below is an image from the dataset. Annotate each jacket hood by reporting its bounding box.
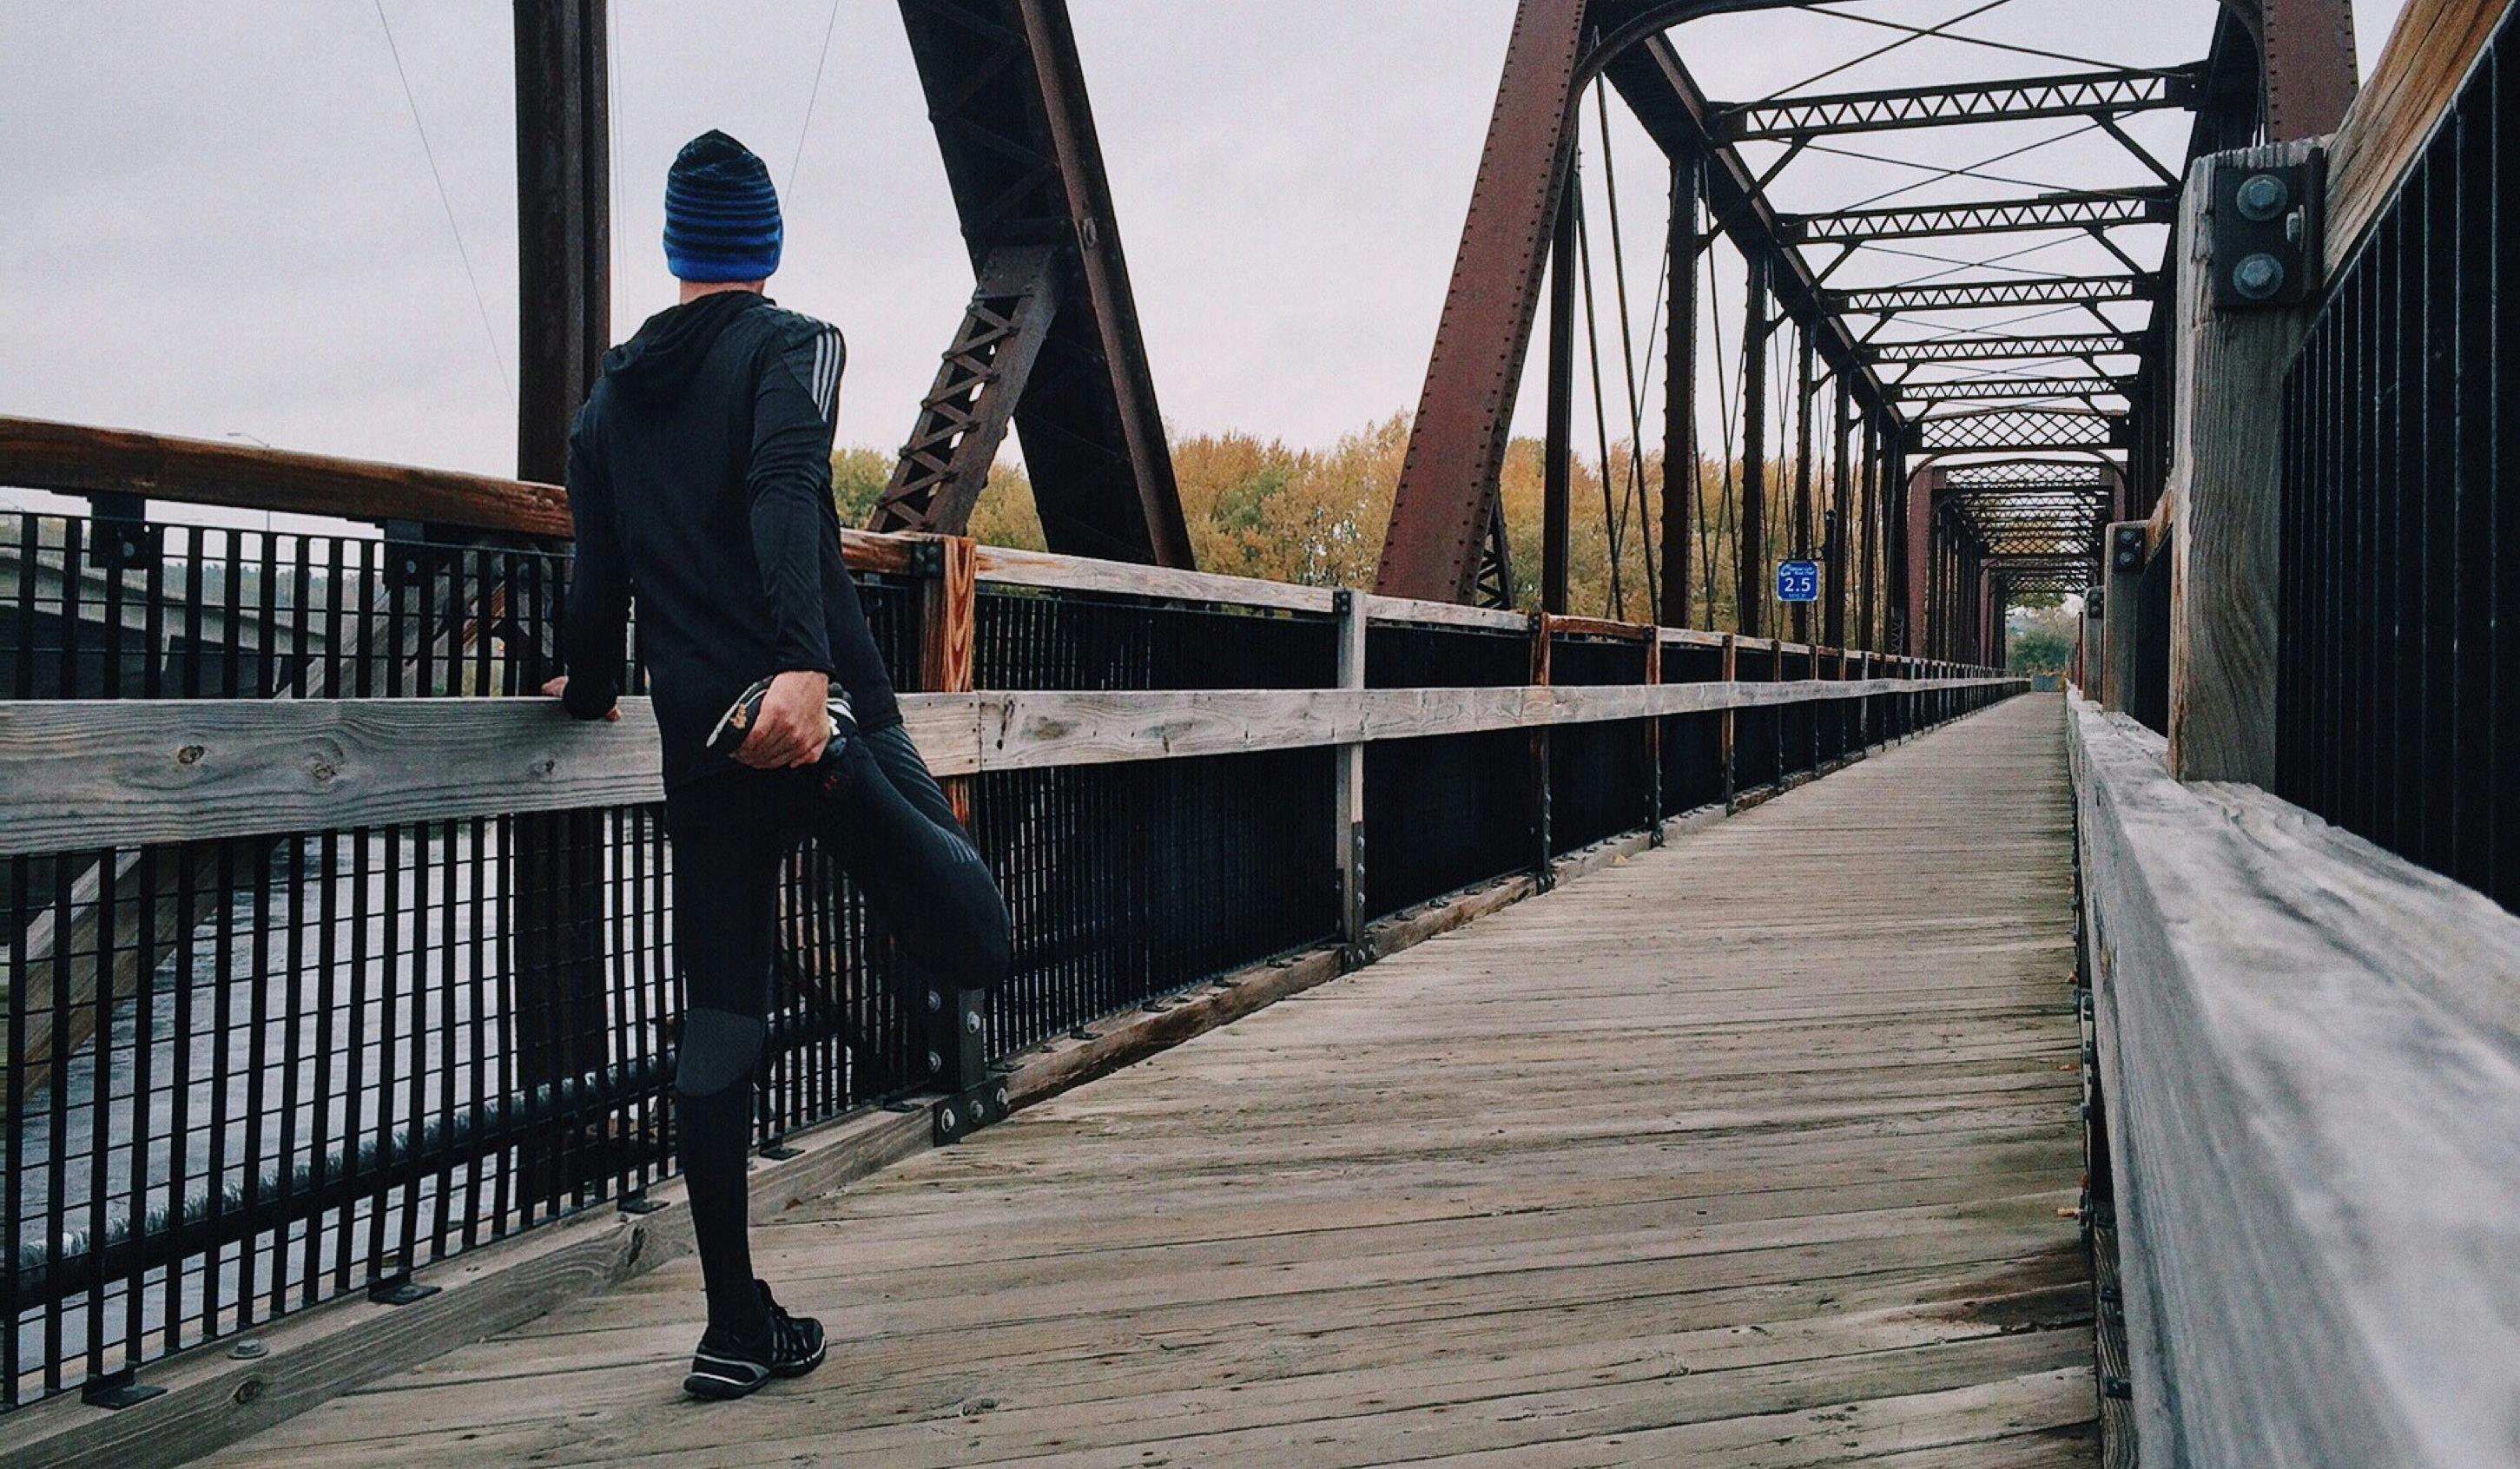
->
[602,290,773,403]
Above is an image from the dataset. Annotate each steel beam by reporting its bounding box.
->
[1825,273,2160,314]
[1908,406,2127,454]
[1889,376,2135,403]
[1378,3,1899,602]
[1543,183,1578,614]
[1662,152,1700,628]
[1867,332,2141,365]
[874,247,1061,536]
[894,0,1193,566]
[1713,64,2204,143]
[514,0,609,486]
[1376,0,1591,602]
[1779,188,2177,244]
[2262,0,2359,139]
[1739,254,1770,637]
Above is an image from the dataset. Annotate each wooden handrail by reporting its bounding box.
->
[0,413,1992,668]
[0,416,574,538]
[2068,693,2520,1465]
[0,677,2024,856]
[2323,0,2512,273]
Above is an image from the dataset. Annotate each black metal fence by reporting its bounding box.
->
[0,511,2012,1408]
[2277,13,2515,912]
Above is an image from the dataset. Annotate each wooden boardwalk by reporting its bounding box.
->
[209,694,2091,1468]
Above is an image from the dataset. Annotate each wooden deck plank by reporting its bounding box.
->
[203,694,2088,1468]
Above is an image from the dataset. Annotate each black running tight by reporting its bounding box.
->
[663,721,1010,1334]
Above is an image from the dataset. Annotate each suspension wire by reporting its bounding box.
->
[787,0,844,203]
[1837,121,2105,213]
[1593,78,1659,616]
[373,0,511,401]
[1754,0,2017,104]
[1857,238,2085,282]
[1807,127,2098,206]
[1814,5,2181,77]
[1574,188,1627,620]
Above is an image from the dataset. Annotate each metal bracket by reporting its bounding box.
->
[2210,155,2322,309]
[366,1262,440,1307]
[933,1074,1013,1145]
[617,1192,663,1215]
[85,492,161,571]
[80,1365,165,1410]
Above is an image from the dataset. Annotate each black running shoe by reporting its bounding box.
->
[706,676,858,761]
[683,1281,828,1400]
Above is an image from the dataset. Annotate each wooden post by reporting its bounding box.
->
[1719,632,1738,811]
[1334,590,1369,961]
[1531,612,1555,887]
[2103,522,2147,716]
[2167,140,2325,784]
[918,535,980,824]
[914,534,985,1110]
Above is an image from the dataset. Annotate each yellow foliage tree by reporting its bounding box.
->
[835,417,1877,637]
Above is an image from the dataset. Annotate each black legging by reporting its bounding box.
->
[664,721,1010,1335]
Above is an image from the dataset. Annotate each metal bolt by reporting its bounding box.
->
[926,988,942,1012]
[2234,172,2288,221]
[229,1338,267,1360]
[2103,1375,2134,1400]
[940,1105,958,1130]
[2232,252,2286,300]
[965,1010,981,1036]
[927,1049,942,1072]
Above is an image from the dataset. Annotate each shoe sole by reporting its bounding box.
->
[683,1341,827,1400]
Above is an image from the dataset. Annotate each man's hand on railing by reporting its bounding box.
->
[540,675,621,721]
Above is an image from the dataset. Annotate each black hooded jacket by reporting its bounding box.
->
[559,290,900,788]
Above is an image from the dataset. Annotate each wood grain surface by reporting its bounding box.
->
[2071,693,2520,1468]
[197,695,2093,1469]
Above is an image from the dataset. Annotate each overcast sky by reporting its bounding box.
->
[3,1,2409,495]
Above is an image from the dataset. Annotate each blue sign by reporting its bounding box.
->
[1776,559,1821,603]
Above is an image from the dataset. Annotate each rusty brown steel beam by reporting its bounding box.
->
[2263,0,2361,137]
[513,0,609,487]
[1377,1,1888,603]
[893,0,1193,566]
[1713,63,2206,142]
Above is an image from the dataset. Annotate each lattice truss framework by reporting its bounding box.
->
[1374,0,2335,629]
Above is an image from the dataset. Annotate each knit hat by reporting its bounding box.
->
[663,130,782,283]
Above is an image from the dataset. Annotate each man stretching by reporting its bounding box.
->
[544,130,1012,1400]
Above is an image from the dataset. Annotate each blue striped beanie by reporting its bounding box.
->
[663,130,782,283]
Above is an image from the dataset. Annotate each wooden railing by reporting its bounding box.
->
[0,414,2022,1434]
[2068,695,2520,1466]
[2071,4,2520,1462]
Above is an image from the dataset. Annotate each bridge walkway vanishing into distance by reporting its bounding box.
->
[207,695,2095,1469]
[7,0,2520,1465]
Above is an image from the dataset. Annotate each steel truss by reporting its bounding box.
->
[1825,274,2159,314]
[1889,377,2134,404]
[1714,63,2204,142]
[1780,188,2177,244]
[1868,332,2141,364]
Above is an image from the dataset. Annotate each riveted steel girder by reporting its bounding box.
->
[1869,332,2141,365]
[1712,63,2204,143]
[1826,273,2160,314]
[1780,188,2177,244]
